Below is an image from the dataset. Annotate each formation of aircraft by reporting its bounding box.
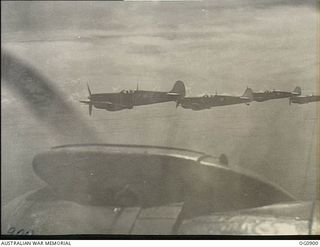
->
[80,82,320,113]
[80,81,185,115]
[2,52,319,236]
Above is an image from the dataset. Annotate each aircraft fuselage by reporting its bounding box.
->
[91,90,181,111]
[80,80,186,113]
[179,95,251,111]
[290,95,320,104]
[253,91,293,102]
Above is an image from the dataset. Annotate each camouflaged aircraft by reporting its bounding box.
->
[176,87,253,111]
[80,81,186,115]
[251,86,301,102]
[289,94,320,105]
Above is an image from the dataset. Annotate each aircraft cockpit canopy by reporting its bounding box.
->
[202,94,214,98]
[120,89,135,94]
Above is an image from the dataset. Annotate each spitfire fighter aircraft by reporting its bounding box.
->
[251,86,301,102]
[176,87,253,111]
[289,94,320,105]
[80,81,186,114]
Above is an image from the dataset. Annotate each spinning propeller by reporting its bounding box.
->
[79,84,93,116]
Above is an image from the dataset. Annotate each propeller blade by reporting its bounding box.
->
[89,103,93,116]
[2,50,99,141]
[87,83,92,97]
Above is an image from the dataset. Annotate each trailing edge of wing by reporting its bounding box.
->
[291,92,300,95]
[167,92,180,96]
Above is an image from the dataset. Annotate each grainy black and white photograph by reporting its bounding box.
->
[1,0,319,237]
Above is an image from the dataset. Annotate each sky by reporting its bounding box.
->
[1,0,319,205]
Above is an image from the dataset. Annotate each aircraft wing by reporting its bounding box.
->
[167,92,181,96]
[79,100,116,106]
[190,102,209,110]
[3,192,184,235]
[3,144,299,235]
[81,100,132,109]
[179,201,318,235]
[217,95,245,100]
[90,100,130,108]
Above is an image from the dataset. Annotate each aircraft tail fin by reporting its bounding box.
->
[292,86,302,96]
[169,80,186,98]
[242,87,254,101]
